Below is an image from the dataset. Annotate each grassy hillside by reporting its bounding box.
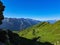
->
[18,20,60,44]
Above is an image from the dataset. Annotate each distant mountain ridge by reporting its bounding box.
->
[46,20,57,23]
[0,18,40,31]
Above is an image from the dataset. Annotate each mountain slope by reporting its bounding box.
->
[18,21,60,44]
[0,18,40,31]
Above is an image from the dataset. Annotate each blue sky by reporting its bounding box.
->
[2,0,60,20]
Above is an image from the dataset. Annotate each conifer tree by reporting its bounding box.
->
[0,0,5,25]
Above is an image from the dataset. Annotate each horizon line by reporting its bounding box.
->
[4,17,60,21]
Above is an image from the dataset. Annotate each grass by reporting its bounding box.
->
[18,21,60,45]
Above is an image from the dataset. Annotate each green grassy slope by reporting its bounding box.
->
[18,21,60,44]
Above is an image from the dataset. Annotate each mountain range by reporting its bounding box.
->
[0,18,40,31]
[0,18,57,31]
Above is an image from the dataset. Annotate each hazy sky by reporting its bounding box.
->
[2,0,60,20]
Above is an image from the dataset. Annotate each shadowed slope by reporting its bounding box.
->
[0,29,53,45]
